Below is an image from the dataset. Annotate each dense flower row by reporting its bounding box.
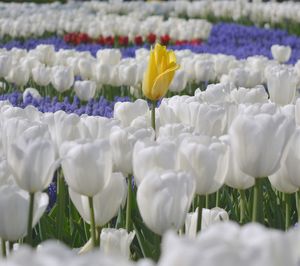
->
[1,1,300,31]
[2,23,300,65]
[63,32,202,47]
[0,222,300,266]
[0,4,211,41]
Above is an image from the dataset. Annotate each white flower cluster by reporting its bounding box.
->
[0,222,300,266]
[1,44,300,103]
[0,2,211,40]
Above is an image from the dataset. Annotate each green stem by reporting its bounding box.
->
[1,239,6,258]
[296,191,300,223]
[239,189,246,223]
[151,100,156,138]
[57,175,66,241]
[26,192,35,246]
[252,178,264,223]
[88,196,97,248]
[96,226,102,246]
[196,195,206,232]
[205,194,209,209]
[284,193,291,230]
[216,190,220,207]
[126,174,133,232]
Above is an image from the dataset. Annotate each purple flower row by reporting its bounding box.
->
[1,23,300,63]
[0,91,130,118]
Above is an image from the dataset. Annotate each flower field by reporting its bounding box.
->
[1,1,300,266]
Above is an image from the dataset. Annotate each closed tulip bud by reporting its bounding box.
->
[133,139,178,186]
[78,58,96,80]
[7,64,29,87]
[229,112,294,178]
[271,44,292,63]
[179,135,229,195]
[100,228,135,260]
[60,139,112,197]
[266,65,297,105]
[109,128,136,175]
[137,170,195,235]
[31,64,51,86]
[8,134,58,193]
[0,185,48,241]
[51,66,74,93]
[69,172,126,227]
[95,63,111,85]
[142,43,179,101]
[74,80,96,102]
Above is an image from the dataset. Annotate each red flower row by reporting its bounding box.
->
[63,32,202,47]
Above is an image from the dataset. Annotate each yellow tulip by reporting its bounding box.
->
[142,43,180,101]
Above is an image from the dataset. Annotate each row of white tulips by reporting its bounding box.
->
[2,0,300,29]
[0,5,212,41]
[0,83,300,263]
[1,221,300,266]
[1,44,299,104]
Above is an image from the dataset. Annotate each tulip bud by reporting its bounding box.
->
[0,185,48,241]
[271,44,292,63]
[100,228,135,260]
[74,80,96,102]
[32,64,51,86]
[137,170,195,235]
[60,139,112,197]
[142,43,179,101]
[51,66,74,93]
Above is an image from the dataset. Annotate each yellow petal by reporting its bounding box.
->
[150,63,180,100]
[142,50,158,98]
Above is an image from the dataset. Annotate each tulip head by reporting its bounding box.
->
[142,43,179,101]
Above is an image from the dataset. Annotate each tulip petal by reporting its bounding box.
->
[142,50,157,99]
[151,63,180,100]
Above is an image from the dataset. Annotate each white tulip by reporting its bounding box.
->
[74,80,96,102]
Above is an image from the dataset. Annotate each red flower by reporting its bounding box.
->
[104,36,115,46]
[190,39,202,45]
[97,35,105,45]
[134,35,143,46]
[78,33,91,44]
[147,33,156,44]
[118,36,129,46]
[160,34,170,46]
